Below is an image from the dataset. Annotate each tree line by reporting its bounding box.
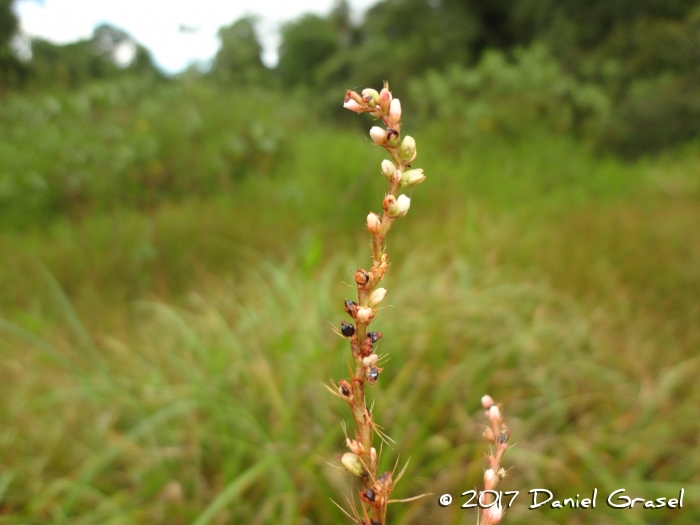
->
[2,0,699,154]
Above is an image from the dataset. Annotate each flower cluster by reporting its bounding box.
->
[326,83,428,525]
[479,395,510,524]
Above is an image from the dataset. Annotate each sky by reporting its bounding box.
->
[14,0,379,73]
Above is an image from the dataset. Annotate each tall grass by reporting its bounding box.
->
[1,83,699,524]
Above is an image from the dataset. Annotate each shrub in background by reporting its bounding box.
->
[408,44,610,142]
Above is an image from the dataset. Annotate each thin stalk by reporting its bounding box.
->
[331,83,427,524]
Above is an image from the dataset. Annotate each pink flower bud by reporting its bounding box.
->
[483,503,503,524]
[370,126,387,145]
[484,469,496,490]
[399,135,416,161]
[343,99,362,113]
[369,287,387,307]
[488,405,501,423]
[389,98,402,125]
[366,212,382,234]
[481,395,494,409]
[383,194,396,211]
[381,160,396,180]
[379,87,392,113]
[346,438,365,455]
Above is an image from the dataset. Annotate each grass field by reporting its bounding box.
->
[1,81,699,524]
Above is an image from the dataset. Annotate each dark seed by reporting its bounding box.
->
[362,488,376,502]
[344,299,358,316]
[340,385,350,396]
[366,331,382,343]
[355,270,370,285]
[341,322,355,337]
[497,431,509,444]
[368,367,379,380]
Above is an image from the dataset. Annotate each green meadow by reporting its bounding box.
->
[1,78,699,525]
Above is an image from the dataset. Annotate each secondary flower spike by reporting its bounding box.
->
[478,395,511,525]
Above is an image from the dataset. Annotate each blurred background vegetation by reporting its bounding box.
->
[0,0,699,524]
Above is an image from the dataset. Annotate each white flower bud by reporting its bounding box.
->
[370,126,387,145]
[389,98,401,125]
[484,469,496,490]
[399,135,416,160]
[381,159,396,180]
[362,354,378,367]
[385,194,411,217]
[481,395,494,409]
[400,168,426,188]
[355,306,376,324]
[366,212,382,234]
[369,288,387,307]
[488,405,501,423]
[341,453,367,478]
[395,194,411,216]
